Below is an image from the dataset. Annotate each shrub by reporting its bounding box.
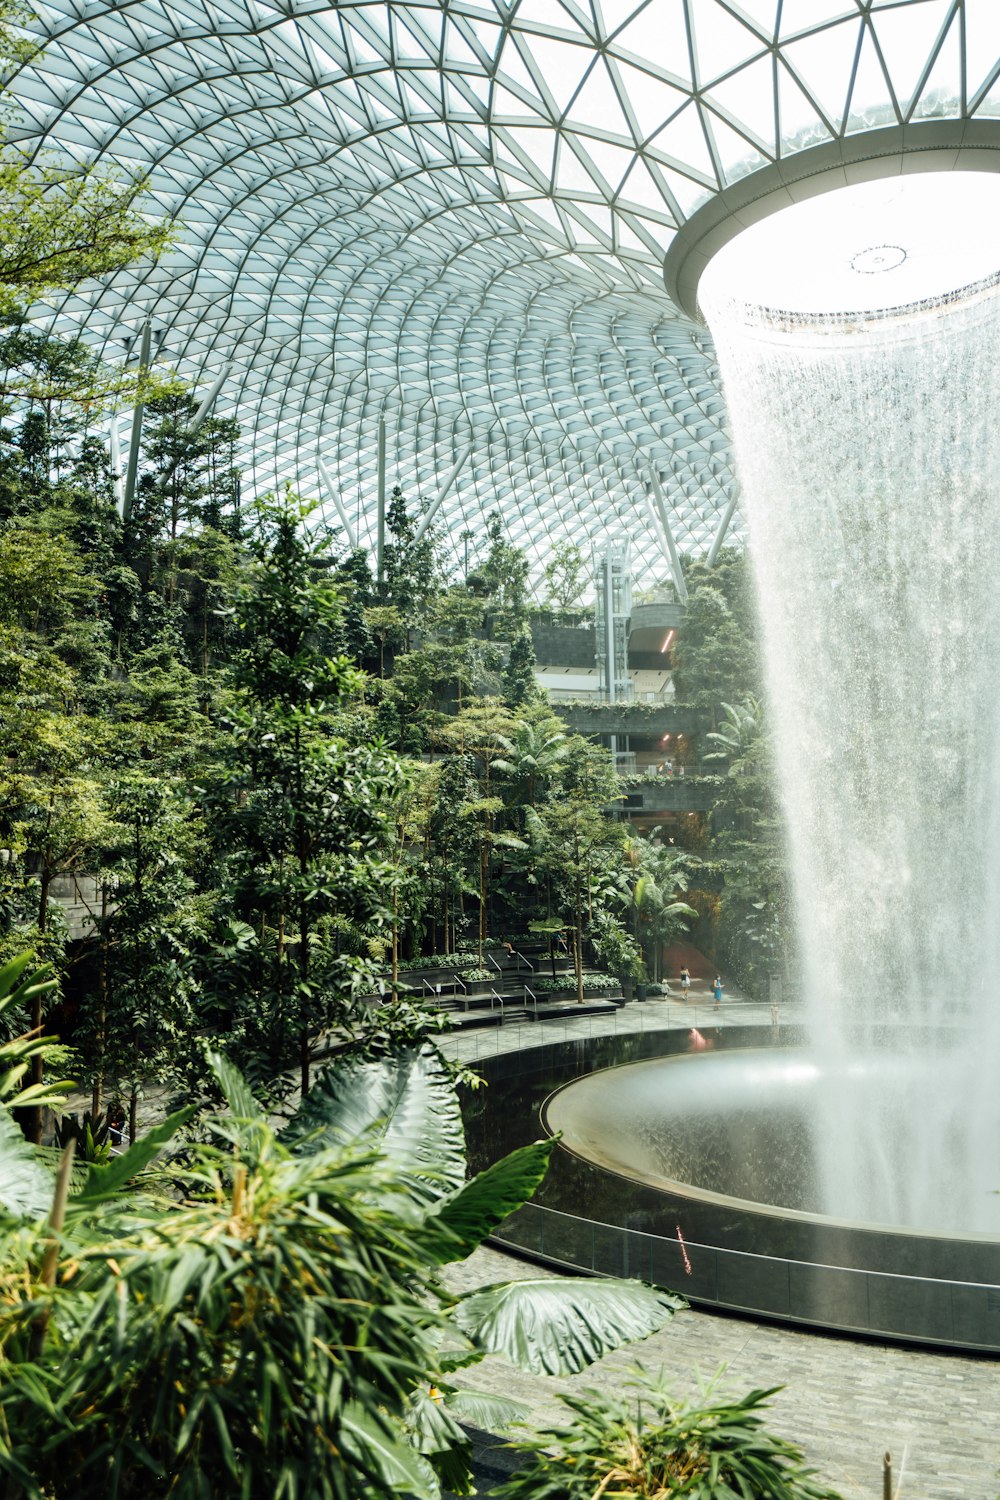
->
[496,1369,843,1500]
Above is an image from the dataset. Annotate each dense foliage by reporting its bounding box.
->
[0,1044,682,1500]
[672,550,792,998]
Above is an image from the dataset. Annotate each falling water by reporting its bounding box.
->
[700,237,1000,1234]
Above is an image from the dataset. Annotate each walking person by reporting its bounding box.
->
[679,965,690,999]
[713,974,723,1008]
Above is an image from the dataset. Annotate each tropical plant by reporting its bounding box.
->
[0,953,72,1112]
[0,1043,684,1499]
[495,1367,844,1500]
[632,841,697,984]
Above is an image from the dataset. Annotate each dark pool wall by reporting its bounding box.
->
[460,1027,1000,1352]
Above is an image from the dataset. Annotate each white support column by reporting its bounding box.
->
[707,488,740,566]
[412,442,472,547]
[647,466,689,604]
[376,411,386,586]
[187,362,232,436]
[642,485,678,592]
[122,318,152,523]
[109,416,125,516]
[317,457,358,549]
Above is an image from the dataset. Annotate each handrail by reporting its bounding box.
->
[487,953,502,974]
[490,987,505,1024]
[522,983,538,1017]
[514,950,534,973]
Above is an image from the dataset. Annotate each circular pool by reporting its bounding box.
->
[462,1025,1000,1352]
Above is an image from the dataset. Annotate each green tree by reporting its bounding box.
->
[363,603,406,678]
[543,540,589,610]
[206,493,400,1093]
[478,511,529,640]
[380,483,441,629]
[503,627,538,707]
[85,773,200,1139]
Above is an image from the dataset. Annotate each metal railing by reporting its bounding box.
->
[513,950,534,973]
[489,987,505,1023]
[522,983,539,1018]
[421,975,468,1002]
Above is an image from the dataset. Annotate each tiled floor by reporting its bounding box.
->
[440,1001,1000,1500]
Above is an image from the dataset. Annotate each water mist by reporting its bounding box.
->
[698,173,1000,1234]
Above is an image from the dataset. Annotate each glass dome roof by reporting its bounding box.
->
[10,0,996,579]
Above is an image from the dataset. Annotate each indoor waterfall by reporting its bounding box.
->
[698,176,1000,1234]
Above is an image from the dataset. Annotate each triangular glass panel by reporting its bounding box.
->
[442,18,481,68]
[497,124,553,185]
[517,195,573,240]
[497,35,540,95]
[343,20,385,67]
[523,33,594,113]
[578,135,638,191]
[513,0,578,27]
[703,52,777,152]
[614,214,659,252]
[972,73,1000,118]
[619,155,672,212]
[781,17,862,128]
[871,0,954,115]
[490,82,536,120]
[614,59,691,139]
[394,7,440,60]
[566,57,631,135]
[845,21,897,128]
[617,205,674,251]
[705,110,771,180]
[554,135,604,193]
[965,0,1000,105]
[570,202,615,242]
[466,15,504,61]
[776,53,836,142]
[731,0,780,39]
[593,0,647,37]
[655,161,715,215]
[609,0,693,87]
[647,100,717,180]
[689,0,766,86]
[908,7,962,119]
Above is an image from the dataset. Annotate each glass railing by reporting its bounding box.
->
[489,1201,1000,1352]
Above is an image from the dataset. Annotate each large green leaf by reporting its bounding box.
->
[283,1043,466,1194]
[451,1277,686,1375]
[205,1050,263,1123]
[340,1402,441,1499]
[425,1139,554,1262]
[0,1105,53,1219]
[76,1105,198,1204]
[441,1388,530,1432]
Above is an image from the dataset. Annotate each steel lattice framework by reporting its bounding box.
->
[11,0,1000,580]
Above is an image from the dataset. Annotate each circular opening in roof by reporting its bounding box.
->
[699,172,1000,321]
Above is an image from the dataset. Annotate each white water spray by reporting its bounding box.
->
[699,175,1000,1233]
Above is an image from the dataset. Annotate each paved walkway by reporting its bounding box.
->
[440,998,1000,1500]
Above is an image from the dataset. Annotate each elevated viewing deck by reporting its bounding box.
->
[551,701,703,737]
[620,776,717,814]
